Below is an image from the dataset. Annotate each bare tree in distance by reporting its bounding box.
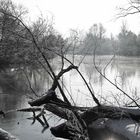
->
[117,0,140,18]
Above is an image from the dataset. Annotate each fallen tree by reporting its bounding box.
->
[0,1,140,140]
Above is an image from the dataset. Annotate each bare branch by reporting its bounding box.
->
[93,46,140,108]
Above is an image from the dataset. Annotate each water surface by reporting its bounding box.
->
[0,55,140,139]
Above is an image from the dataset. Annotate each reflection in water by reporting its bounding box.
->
[79,55,140,106]
[0,93,54,140]
[0,55,140,139]
[0,68,54,140]
[0,68,52,95]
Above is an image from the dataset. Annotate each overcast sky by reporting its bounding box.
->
[12,0,140,37]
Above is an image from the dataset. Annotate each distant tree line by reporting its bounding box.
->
[75,22,140,56]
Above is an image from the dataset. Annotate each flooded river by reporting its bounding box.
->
[0,55,140,139]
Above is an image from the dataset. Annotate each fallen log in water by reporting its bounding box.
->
[1,6,140,139]
[50,120,131,140]
[51,117,140,140]
[49,105,140,140]
[28,91,140,140]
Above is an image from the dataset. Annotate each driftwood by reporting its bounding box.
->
[27,91,140,140]
[49,104,140,140]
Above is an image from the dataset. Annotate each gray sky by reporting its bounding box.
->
[12,0,140,37]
